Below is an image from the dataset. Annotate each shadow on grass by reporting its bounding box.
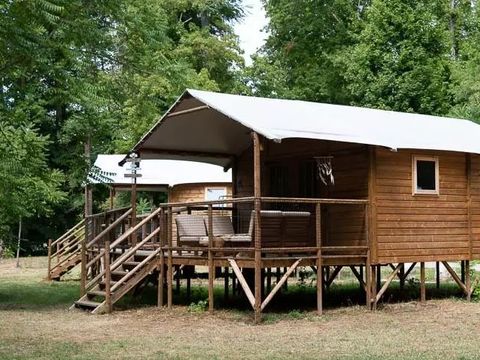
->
[114,275,467,319]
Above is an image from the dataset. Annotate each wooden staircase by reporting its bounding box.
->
[47,219,85,281]
[72,207,162,314]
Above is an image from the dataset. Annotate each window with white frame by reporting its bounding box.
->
[205,187,227,202]
[412,156,439,195]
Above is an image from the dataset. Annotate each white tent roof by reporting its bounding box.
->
[132,89,480,167]
[90,154,231,188]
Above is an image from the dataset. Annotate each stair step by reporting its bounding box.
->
[122,261,140,269]
[88,290,106,297]
[112,270,128,276]
[75,299,102,309]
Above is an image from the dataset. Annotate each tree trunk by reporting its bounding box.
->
[16,217,22,268]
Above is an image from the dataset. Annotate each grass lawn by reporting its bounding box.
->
[1,257,480,359]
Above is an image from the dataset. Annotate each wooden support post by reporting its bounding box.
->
[399,263,405,290]
[224,267,230,302]
[208,204,214,313]
[376,264,381,290]
[252,132,262,324]
[436,262,440,289]
[461,260,465,283]
[466,260,471,301]
[283,267,288,290]
[47,239,52,281]
[365,251,371,309]
[104,239,112,313]
[316,203,323,315]
[80,227,87,297]
[131,177,137,246]
[158,256,164,307]
[175,266,181,294]
[371,265,377,310]
[167,207,173,309]
[266,268,272,293]
[359,266,364,290]
[420,262,426,302]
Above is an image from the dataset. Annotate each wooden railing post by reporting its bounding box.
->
[47,239,52,281]
[80,223,87,297]
[104,238,112,313]
[167,207,173,309]
[315,202,322,315]
[158,209,165,307]
[208,204,214,313]
[252,132,262,324]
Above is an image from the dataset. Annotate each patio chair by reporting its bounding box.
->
[175,214,209,247]
[281,211,313,247]
[203,215,252,244]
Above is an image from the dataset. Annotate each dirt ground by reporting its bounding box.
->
[1,257,480,360]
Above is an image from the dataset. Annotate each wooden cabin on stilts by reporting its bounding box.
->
[62,89,480,321]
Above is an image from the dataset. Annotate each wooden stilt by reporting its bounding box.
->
[461,260,465,283]
[436,262,440,289]
[175,266,181,294]
[208,204,214,313]
[282,267,288,290]
[158,254,164,307]
[167,207,173,309]
[399,263,405,290]
[466,260,471,301]
[371,265,377,310]
[316,203,323,315]
[224,267,229,302]
[80,231,87,297]
[376,264,381,290]
[420,262,426,302]
[266,268,272,293]
[365,252,371,308]
[359,265,364,290]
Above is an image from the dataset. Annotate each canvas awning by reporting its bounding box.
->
[131,89,480,167]
[89,154,231,191]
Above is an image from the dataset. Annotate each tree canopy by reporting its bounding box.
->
[2,0,480,254]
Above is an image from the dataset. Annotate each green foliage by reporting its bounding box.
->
[0,0,244,254]
[188,299,208,312]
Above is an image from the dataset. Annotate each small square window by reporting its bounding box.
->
[413,156,439,195]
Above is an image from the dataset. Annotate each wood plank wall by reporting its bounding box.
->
[374,148,470,264]
[470,154,480,258]
[235,139,368,246]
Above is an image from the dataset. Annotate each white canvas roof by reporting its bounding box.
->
[89,154,231,189]
[133,89,480,167]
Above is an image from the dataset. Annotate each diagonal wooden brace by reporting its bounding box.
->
[374,263,402,304]
[228,259,256,309]
[326,265,343,287]
[261,258,302,311]
[350,266,366,291]
[442,261,470,296]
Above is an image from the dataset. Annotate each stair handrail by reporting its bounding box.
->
[50,219,85,247]
[87,208,132,248]
[51,227,85,255]
[86,226,161,290]
[49,230,85,262]
[85,207,163,270]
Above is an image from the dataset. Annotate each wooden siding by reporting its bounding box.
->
[235,139,368,247]
[375,148,470,264]
[470,154,480,258]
